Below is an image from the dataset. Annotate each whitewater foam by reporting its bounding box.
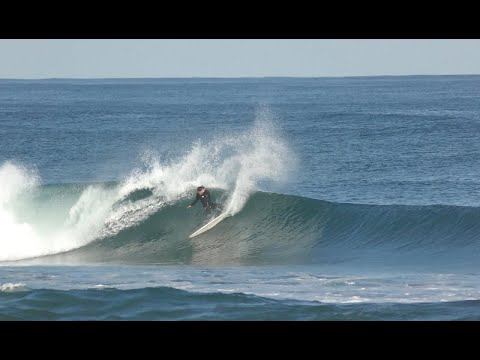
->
[0,282,27,292]
[0,108,292,261]
[0,162,45,261]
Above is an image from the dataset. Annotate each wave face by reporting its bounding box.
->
[5,183,480,267]
[53,193,480,267]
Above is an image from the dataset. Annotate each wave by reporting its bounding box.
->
[2,110,480,267]
[0,110,293,263]
[5,185,480,267]
[1,286,480,320]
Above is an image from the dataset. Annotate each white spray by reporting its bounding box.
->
[0,162,44,261]
[0,107,292,261]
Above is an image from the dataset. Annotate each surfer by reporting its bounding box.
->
[187,186,223,213]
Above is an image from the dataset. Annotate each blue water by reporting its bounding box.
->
[2,76,480,320]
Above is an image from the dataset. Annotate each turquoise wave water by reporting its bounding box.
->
[9,184,480,268]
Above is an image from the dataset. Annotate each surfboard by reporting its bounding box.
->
[189,212,231,238]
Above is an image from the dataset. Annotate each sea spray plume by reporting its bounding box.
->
[0,161,39,205]
[0,109,294,261]
[95,113,293,245]
[219,107,293,215]
[114,106,292,217]
[0,161,43,261]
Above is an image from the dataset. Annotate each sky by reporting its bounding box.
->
[0,39,479,78]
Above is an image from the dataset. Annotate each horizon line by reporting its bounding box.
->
[1,74,480,80]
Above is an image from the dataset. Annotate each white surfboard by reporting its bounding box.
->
[189,213,231,238]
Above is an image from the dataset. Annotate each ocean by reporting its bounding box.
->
[2,76,480,320]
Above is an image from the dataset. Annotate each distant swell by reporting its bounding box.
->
[2,286,478,320]
[11,189,480,267]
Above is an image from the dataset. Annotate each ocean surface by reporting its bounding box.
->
[2,76,480,320]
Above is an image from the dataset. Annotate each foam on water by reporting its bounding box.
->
[0,108,292,261]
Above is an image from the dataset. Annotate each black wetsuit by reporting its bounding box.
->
[190,189,222,211]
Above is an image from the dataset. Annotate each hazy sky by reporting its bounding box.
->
[1,39,479,78]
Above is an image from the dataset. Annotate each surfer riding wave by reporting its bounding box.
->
[187,186,223,214]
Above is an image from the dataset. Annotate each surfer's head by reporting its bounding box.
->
[197,186,205,194]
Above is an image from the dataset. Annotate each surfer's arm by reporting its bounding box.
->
[189,194,199,207]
